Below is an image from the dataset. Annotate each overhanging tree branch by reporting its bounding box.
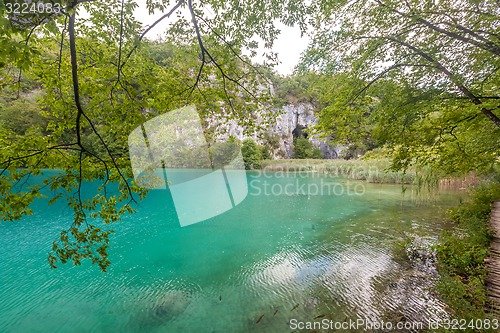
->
[187,0,256,113]
[351,62,435,103]
[194,13,271,86]
[374,0,500,57]
[68,5,136,204]
[385,37,500,128]
[120,0,185,71]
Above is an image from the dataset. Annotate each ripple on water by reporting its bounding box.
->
[0,174,463,333]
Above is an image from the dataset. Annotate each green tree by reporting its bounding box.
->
[302,73,380,155]
[0,0,302,270]
[293,137,322,159]
[0,97,48,135]
[241,138,262,169]
[259,144,272,160]
[301,0,500,174]
[210,136,241,168]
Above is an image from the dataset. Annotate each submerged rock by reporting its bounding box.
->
[130,290,191,330]
[151,290,191,322]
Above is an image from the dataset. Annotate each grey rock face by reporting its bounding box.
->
[206,103,339,159]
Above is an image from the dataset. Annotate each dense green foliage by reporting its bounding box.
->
[241,138,262,170]
[292,137,322,159]
[435,181,500,324]
[300,0,500,175]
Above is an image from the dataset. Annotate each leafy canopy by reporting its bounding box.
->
[300,0,500,174]
[0,0,304,270]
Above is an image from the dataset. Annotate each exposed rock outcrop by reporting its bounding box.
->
[206,103,340,159]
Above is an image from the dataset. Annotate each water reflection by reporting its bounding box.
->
[0,173,462,333]
[238,239,450,332]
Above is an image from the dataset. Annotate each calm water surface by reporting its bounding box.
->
[0,171,464,332]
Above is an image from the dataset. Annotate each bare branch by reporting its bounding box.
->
[16,22,41,99]
[120,0,185,70]
[350,62,435,103]
[194,14,271,85]
[68,12,84,147]
[188,0,206,96]
[117,0,125,83]
[0,143,79,166]
[188,0,258,101]
[57,16,69,101]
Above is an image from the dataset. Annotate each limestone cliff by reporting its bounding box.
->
[206,103,340,159]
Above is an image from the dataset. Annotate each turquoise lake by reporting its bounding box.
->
[0,171,463,332]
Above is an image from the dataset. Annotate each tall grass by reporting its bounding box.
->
[260,159,417,184]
